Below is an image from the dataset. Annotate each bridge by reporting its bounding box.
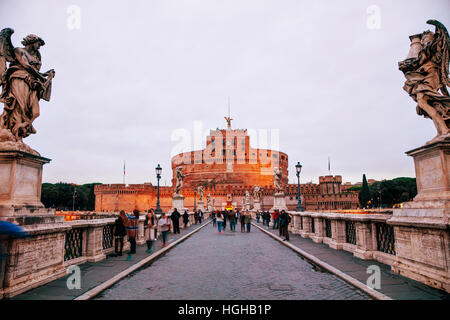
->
[5,212,448,301]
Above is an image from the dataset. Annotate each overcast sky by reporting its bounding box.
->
[1,0,449,186]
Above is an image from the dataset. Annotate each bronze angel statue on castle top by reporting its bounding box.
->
[399,20,450,143]
[0,28,55,152]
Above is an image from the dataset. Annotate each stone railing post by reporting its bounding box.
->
[329,219,346,250]
[354,220,375,260]
[310,216,324,243]
[136,215,146,245]
[300,214,312,238]
[85,220,108,262]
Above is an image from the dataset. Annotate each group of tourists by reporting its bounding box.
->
[211,210,253,234]
[258,209,291,241]
[112,208,205,260]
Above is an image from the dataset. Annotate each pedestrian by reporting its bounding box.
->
[216,211,224,233]
[265,211,271,228]
[245,211,252,232]
[272,210,279,229]
[144,209,156,253]
[211,210,217,227]
[240,210,246,232]
[124,209,139,260]
[228,210,236,232]
[279,210,291,241]
[114,210,127,256]
[170,208,181,234]
[183,210,189,229]
[256,210,260,223]
[198,210,203,224]
[158,212,172,247]
[194,210,199,224]
[222,210,227,231]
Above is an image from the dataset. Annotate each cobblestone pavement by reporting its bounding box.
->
[96,222,371,300]
[255,221,450,300]
[12,220,209,300]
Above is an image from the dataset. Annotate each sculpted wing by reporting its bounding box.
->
[0,28,15,83]
[427,20,450,95]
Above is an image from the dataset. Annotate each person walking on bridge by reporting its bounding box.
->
[244,211,252,232]
[272,210,279,229]
[216,211,224,234]
[171,208,181,234]
[211,210,217,227]
[125,210,139,260]
[279,210,291,241]
[228,210,236,232]
[198,210,203,224]
[183,210,189,229]
[114,211,127,256]
[222,210,227,231]
[144,209,156,253]
[158,212,171,247]
[240,210,246,232]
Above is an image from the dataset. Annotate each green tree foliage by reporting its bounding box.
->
[358,174,371,208]
[41,182,102,210]
[368,177,417,208]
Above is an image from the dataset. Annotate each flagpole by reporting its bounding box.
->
[123,160,126,185]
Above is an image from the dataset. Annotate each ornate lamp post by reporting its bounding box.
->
[194,187,197,211]
[295,162,304,212]
[155,164,162,215]
[260,187,264,211]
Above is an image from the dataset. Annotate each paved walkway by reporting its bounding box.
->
[96,221,371,300]
[12,220,210,300]
[254,220,450,300]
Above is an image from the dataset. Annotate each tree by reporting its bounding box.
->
[358,174,371,208]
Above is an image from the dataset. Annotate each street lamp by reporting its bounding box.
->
[295,162,304,212]
[155,164,162,215]
[193,187,197,211]
[260,187,264,211]
[72,188,77,211]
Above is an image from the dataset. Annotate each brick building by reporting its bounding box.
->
[95,121,359,212]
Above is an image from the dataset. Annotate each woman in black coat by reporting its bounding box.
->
[183,210,189,228]
[114,212,127,256]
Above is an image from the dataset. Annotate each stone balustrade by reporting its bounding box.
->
[287,211,397,266]
[0,211,203,299]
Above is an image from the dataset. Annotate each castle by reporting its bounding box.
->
[95,119,359,212]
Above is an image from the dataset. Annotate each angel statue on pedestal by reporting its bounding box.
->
[399,20,450,144]
[173,166,185,196]
[253,185,261,202]
[197,185,204,201]
[273,167,284,193]
[0,28,55,155]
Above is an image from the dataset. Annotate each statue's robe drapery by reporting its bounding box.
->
[0,52,50,139]
[402,45,450,126]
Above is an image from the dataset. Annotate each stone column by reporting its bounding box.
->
[328,219,346,250]
[388,139,450,293]
[310,217,324,243]
[353,221,375,260]
[300,215,312,238]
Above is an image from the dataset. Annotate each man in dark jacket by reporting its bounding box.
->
[171,208,181,234]
[279,210,291,241]
[183,210,189,228]
[114,211,127,256]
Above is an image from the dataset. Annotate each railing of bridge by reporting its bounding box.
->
[325,219,332,238]
[345,221,356,245]
[64,227,83,261]
[376,222,396,255]
[102,224,114,250]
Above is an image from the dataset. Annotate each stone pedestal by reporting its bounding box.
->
[270,192,288,212]
[197,200,204,211]
[244,202,251,210]
[253,200,261,211]
[388,139,450,293]
[0,150,53,218]
[171,194,187,213]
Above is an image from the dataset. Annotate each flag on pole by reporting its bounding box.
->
[328,157,331,175]
[123,160,126,184]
